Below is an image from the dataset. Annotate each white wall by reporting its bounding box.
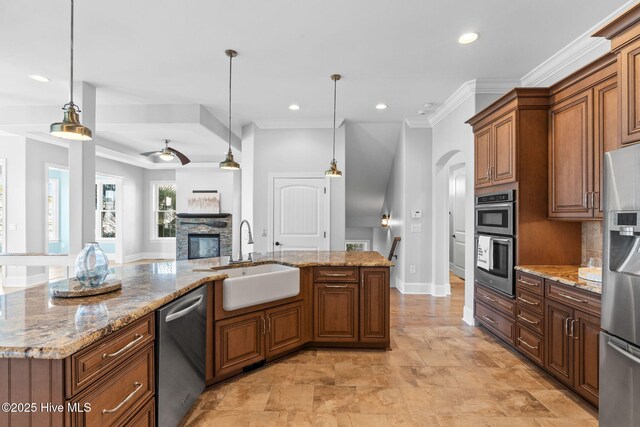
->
[248,126,346,252]
[345,227,374,249]
[175,168,242,258]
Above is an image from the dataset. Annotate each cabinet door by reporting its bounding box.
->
[360,268,389,343]
[314,283,358,342]
[573,310,601,407]
[492,111,517,185]
[549,90,594,218]
[215,311,265,377]
[545,300,574,387]
[593,76,618,218]
[474,125,492,188]
[620,40,640,145]
[265,301,304,359]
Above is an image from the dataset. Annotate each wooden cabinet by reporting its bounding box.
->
[215,311,265,376]
[473,111,517,188]
[548,55,618,220]
[359,268,389,343]
[549,90,594,219]
[265,301,304,359]
[314,283,359,342]
[544,283,601,407]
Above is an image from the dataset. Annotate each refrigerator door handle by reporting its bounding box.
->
[607,341,640,365]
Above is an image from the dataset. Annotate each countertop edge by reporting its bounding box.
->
[515,265,602,295]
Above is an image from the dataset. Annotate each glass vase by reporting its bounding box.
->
[75,242,109,287]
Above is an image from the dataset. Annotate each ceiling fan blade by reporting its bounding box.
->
[140,151,160,157]
[168,147,191,165]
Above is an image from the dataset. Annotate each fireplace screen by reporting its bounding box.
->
[188,234,220,259]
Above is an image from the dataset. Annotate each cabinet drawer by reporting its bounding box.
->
[516,272,544,295]
[546,281,601,316]
[69,345,154,427]
[475,300,515,345]
[474,282,516,317]
[125,397,155,427]
[68,314,155,398]
[515,325,544,366]
[516,306,544,335]
[314,267,358,283]
[516,288,544,315]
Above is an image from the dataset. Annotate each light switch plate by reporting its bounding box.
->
[409,265,416,273]
[410,224,422,233]
[411,210,422,219]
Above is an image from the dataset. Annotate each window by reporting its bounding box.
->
[96,182,117,239]
[152,182,176,239]
[47,178,60,242]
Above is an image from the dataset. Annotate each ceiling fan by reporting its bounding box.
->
[140,140,190,165]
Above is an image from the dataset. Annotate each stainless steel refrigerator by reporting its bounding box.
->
[600,143,640,426]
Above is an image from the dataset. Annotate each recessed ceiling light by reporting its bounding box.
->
[458,33,479,44]
[376,103,387,110]
[288,104,300,110]
[28,74,49,82]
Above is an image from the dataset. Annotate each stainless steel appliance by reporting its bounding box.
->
[475,190,516,296]
[600,144,640,427]
[156,285,207,427]
[475,191,515,236]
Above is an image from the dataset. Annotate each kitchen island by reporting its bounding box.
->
[0,251,392,426]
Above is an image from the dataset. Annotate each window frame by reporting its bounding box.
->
[47,178,60,243]
[151,181,177,241]
[95,180,118,241]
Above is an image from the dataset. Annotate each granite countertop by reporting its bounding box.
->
[0,251,391,359]
[515,265,602,295]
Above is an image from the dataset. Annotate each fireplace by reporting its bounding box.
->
[176,213,232,260]
[188,234,220,260]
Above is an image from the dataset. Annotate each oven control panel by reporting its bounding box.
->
[476,190,515,205]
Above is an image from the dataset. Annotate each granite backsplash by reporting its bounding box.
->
[581,221,603,266]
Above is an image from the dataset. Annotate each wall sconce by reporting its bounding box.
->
[381,214,390,228]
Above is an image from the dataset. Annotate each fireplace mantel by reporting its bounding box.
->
[176,213,231,219]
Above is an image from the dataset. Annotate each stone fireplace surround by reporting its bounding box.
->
[176,213,232,260]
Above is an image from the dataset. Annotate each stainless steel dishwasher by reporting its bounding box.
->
[156,285,207,427]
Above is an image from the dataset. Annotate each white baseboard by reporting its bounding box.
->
[4,272,49,287]
[463,305,476,326]
[124,252,176,263]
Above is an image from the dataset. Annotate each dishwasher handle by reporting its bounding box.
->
[607,340,640,365]
[165,295,204,322]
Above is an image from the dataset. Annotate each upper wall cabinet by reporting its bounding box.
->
[595,3,640,146]
[468,90,548,190]
[548,55,617,220]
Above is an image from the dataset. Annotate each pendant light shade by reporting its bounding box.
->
[219,49,240,171]
[50,0,92,141]
[325,74,342,177]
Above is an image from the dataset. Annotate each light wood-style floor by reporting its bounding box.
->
[181,273,598,426]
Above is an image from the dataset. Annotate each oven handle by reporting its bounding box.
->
[476,203,512,208]
[490,238,512,244]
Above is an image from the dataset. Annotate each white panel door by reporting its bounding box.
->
[273,177,328,251]
[449,170,466,278]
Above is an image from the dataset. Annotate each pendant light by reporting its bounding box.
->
[50,0,92,141]
[325,74,342,177]
[219,49,240,170]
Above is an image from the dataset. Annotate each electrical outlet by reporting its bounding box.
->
[409,265,416,273]
[261,229,267,237]
[410,224,422,233]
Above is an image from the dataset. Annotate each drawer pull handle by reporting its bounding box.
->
[517,314,539,325]
[482,315,497,325]
[323,273,349,277]
[102,334,144,359]
[558,292,587,304]
[325,284,348,288]
[518,279,538,287]
[517,337,538,350]
[517,296,539,306]
[482,293,498,303]
[570,319,578,340]
[102,382,143,414]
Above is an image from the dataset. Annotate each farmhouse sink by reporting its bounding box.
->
[219,264,300,311]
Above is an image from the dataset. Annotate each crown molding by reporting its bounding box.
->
[521,0,635,87]
[403,118,431,128]
[427,79,519,127]
[252,118,345,129]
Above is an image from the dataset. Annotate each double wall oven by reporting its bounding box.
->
[475,190,516,296]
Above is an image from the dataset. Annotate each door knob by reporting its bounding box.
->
[275,241,281,246]
[451,234,456,238]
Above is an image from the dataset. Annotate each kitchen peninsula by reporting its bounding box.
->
[0,251,392,427]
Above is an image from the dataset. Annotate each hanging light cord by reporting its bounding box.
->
[227,52,233,153]
[65,0,78,111]
[332,76,337,162]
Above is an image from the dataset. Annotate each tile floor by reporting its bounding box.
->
[181,273,598,426]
